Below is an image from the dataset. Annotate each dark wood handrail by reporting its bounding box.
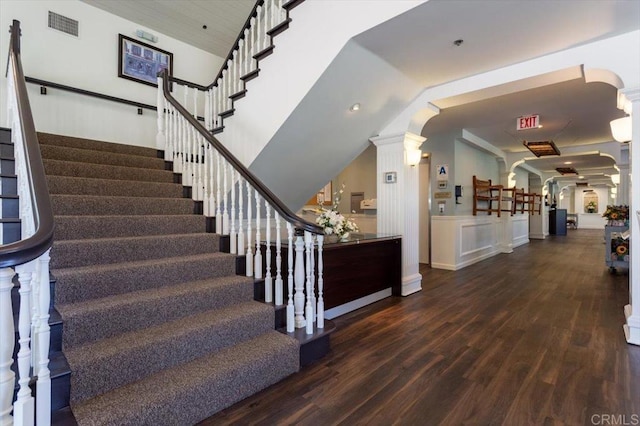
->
[0,20,54,268]
[160,69,322,235]
[25,77,157,110]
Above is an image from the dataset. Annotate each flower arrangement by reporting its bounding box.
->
[315,183,359,240]
[586,201,597,213]
[602,205,629,222]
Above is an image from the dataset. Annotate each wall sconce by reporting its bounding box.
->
[405,148,422,167]
[610,116,632,142]
[611,187,618,195]
[611,174,620,184]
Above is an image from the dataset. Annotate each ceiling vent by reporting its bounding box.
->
[48,11,79,37]
[576,182,589,187]
[523,140,560,157]
[556,167,578,175]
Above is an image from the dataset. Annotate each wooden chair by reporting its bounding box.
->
[473,176,503,217]
[500,187,518,216]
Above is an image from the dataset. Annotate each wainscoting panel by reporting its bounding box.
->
[432,215,530,270]
[512,215,530,248]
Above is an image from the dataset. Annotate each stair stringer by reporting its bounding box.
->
[216,1,426,201]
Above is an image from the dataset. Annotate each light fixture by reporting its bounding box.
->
[611,174,620,184]
[578,176,585,179]
[563,161,572,165]
[610,116,632,142]
[611,187,618,194]
[406,148,422,167]
[349,103,360,112]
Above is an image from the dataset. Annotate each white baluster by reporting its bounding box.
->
[193,87,198,119]
[254,191,262,279]
[156,76,166,150]
[264,203,272,303]
[238,176,245,255]
[164,99,171,161]
[232,50,239,95]
[249,18,257,71]
[230,169,237,254]
[195,138,204,201]
[13,262,35,425]
[305,232,314,334]
[317,235,324,329]
[310,233,316,324]
[256,6,264,53]
[286,223,294,332]
[246,183,254,277]
[226,61,233,111]
[222,160,230,235]
[294,232,306,328]
[275,213,283,306]
[0,268,16,426]
[204,87,210,131]
[35,251,51,425]
[216,78,223,125]
[215,151,222,234]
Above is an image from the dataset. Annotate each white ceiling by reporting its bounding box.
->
[79,0,255,58]
[79,0,640,193]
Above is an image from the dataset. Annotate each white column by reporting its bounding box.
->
[0,268,15,426]
[371,132,425,296]
[623,87,640,345]
[498,170,514,253]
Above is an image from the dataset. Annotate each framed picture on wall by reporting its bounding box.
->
[118,34,173,87]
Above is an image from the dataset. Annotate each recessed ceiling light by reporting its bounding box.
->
[564,161,572,165]
[350,103,360,112]
[202,25,207,30]
[538,125,543,128]
[578,176,585,179]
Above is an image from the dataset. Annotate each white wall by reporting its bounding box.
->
[454,139,500,216]
[332,144,377,215]
[0,0,223,146]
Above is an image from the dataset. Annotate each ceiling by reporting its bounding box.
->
[80,0,640,191]
[79,0,255,58]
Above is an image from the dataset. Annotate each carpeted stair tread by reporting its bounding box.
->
[43,158,175,183]
[65,301,275,404]
[47,175,183,198]
[38,132,159,158]
[50,194,194,216]
[71,331,299,426]
[53,215,207,241]
[51,233,221,268]
[53,252,237,304]
[40,144,166,170]
[59,275,254,348]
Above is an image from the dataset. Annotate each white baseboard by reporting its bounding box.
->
[402,273,422,296]
[324,288,392,320]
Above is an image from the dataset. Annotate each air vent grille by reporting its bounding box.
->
[48,11,78,37]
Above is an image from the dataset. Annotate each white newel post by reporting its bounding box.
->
[623,87,640,345]
[0,268,15,426]
[371,132,425,296]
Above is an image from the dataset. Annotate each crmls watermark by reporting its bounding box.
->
[591,414,640,425]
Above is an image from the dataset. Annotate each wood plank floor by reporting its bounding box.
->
[200,229,640,425]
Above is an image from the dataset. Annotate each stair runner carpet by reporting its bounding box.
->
[39,132,299,425]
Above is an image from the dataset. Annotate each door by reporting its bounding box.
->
[419,157,430,264]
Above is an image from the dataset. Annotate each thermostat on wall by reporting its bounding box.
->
[384,172,397,183]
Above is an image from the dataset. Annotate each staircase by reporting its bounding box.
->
[40,132,299,425]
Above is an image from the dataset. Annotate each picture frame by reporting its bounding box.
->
[118,34,173,87]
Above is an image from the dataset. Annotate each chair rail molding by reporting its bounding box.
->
[370,132,425,296]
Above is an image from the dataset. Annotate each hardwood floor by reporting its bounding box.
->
[200,229,640,425]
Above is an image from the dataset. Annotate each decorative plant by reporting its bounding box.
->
[602,205,629,221]
[315,183,359,240]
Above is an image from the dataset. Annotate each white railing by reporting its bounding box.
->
[155,0,324,333]
[158,77,325,334]
[1,20,54,426]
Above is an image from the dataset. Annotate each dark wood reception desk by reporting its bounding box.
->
[259,233,402,317]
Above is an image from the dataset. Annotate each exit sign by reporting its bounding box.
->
[517,114,540,130]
